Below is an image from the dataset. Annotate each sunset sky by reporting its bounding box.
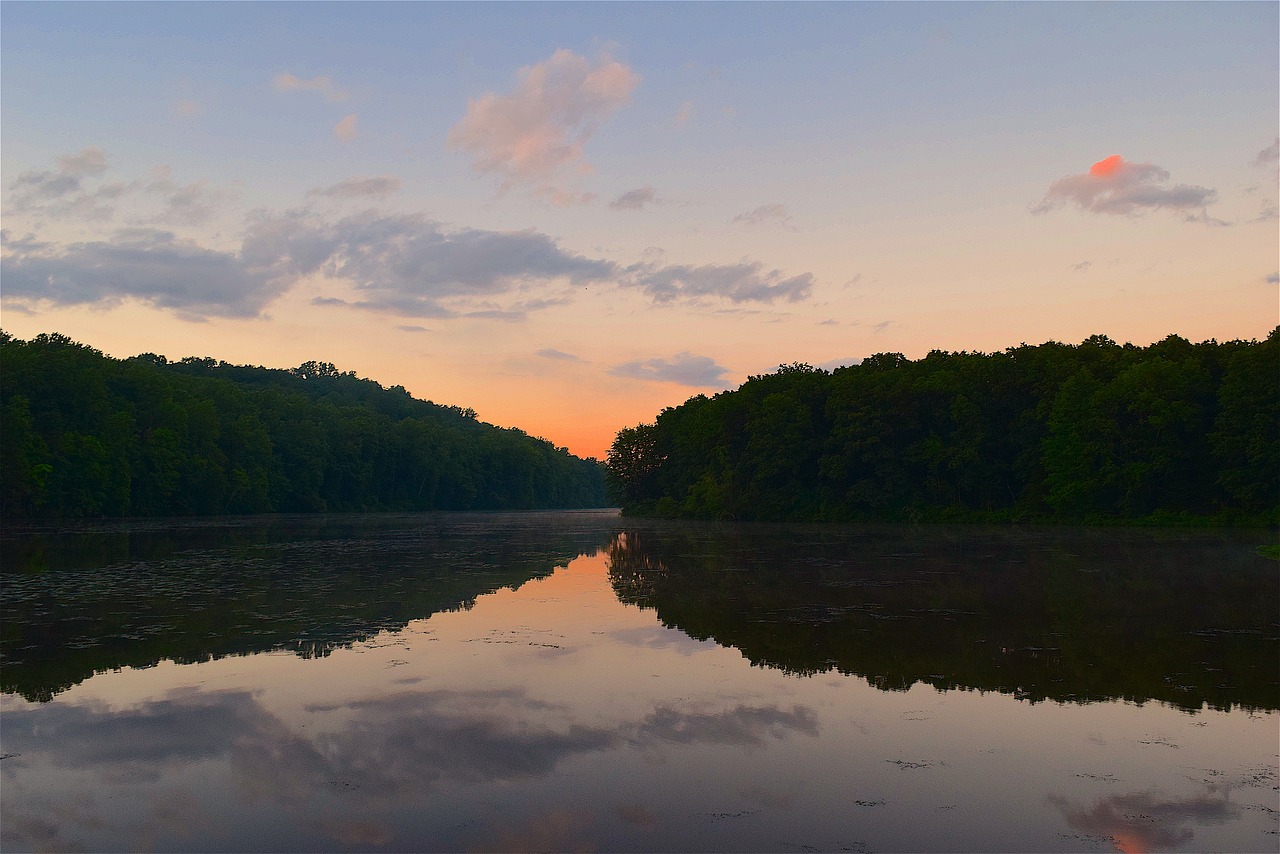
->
[3,2,1277,459]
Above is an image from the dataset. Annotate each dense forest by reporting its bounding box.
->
[1,331,607,518]
[606,331,1279,525]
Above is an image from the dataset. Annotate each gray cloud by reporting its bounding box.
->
[610,186,657,211]
[6,151,227,226]
[733,203,796,231]
[623,260,813,304]
[5,154,818,319]
[536,348,585,362]
[609,351,732,387]
[8,147,110,202]
[7,147,115,217]
[2,686,815,803]
[1,229,284,320]
[1032,155,1217,217]
[1266,272,1278,285]
[1253,138,1279,167]
[818,356,862,371]
[397,324,429,333]
[308,175,402,199]
[1069,260,1092,272]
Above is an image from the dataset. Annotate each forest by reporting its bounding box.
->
[1,331,607,518]
[605,330,1279,525]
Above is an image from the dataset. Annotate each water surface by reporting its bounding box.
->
[2,512,1276,852]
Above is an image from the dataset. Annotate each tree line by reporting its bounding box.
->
[1,331,607,518]
[606,330,1279,525]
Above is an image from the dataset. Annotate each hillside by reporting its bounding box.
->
[605,331,1279,525]
[1,331,608,517]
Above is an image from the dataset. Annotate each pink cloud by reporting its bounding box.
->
[446,49,640,205]
[273,73,349,102]
[333,114,358,143]
[1032,155,1217,217]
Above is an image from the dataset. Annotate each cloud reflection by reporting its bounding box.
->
[1049,789,1238,853]
[1,685,818,850]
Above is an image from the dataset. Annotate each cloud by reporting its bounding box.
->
[871,320,893,333]
[1049,790,1237,852]
[818,356,862,370]
[333,114,358,142]
[1032,154,1218,217]
[273,72,349,102]
[672,100,695,128]
[608,351,731,387]
[733,203,796,230]
[446,49,640,204]
[1069,260,1092,272]
[536,348,585,362]
[137,166,226,226]
[610,186,657,211]
[1254,138,1279,167]
[5,151,227,226]
[7,146,110,206]
[5,154,818,320]
[622,260,814,304]
[397,325,429,333]
[173,99,204,119]
[1,229,285,320]
[244,211,616,318]
[307,175,401,199]
[1266,272,1279,285]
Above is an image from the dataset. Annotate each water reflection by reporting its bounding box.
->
[2,514,1276,852]
[1,512,617,701]
[1050,790,1239,852]
[606,524,1279,712]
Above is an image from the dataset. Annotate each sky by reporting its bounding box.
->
[2,2,1277,460]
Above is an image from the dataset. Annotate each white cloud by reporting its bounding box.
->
[273,72,349,102]
[333,114,359,142]
[818,356,862,371]
[608,352,731,387]
[446,49,640,204]
[1032,155,1217,218]
[308,175,401,199]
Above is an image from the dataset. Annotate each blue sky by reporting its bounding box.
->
[3,2,1276,457]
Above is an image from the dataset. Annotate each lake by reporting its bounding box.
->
[1,511,1276,852]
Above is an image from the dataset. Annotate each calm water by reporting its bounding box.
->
[1,511,1276,852]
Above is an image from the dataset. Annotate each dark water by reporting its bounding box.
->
[1,511,1276,852]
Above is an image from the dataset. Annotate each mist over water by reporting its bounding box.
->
[2,512,1276,852]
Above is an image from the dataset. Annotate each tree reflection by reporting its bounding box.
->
[606,524,1279,711]
[1,512,619,702]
